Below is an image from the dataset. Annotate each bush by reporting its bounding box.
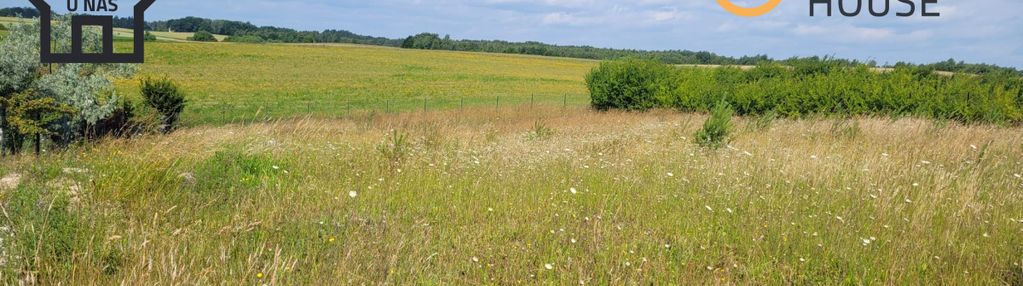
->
[140,78,187,134]
[587,58,1023,125]
[586,58,671,111]
[143,31,157,41]
[87,100,153,139]
[188,30,217,42]
[695,101,733,149]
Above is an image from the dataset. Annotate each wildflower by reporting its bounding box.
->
[862,239,872,246]
[1015,174,1021,179]
[726,208,734,214]
[905,199,913,203]
[811,155,818,160]
[921,160,932,165]
[799,258,806,262]
[705,205,713,212]
[472,256,480,263]
[272,165,280,170]
[912,183,920,187]
[257,272,264,279]
[487,208,494,212]
[971,145,978,150]
[570,188,578,194]
[329,236,336,243]
[667,172,674,177]
[544,263,554,270]
[571,238,577,244]
[983,233,991,238]
[349,191,358,198]
[625,262,631,267]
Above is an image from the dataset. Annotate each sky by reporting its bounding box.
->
[6,0,1023,67]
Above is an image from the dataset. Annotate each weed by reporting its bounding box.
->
[527,120,556,141]
[696,101,733,149]
[378,130,411,167]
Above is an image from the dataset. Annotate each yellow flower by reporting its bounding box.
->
[329,236,336,243]
[257,272,264,279]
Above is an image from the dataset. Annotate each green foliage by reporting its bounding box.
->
[143,31,157,42]
[588,59,1023,124]
[139,78,187,134]
[87,100,148,139]
[188,30,217,42]
[1,17,136,154]
[224,35,264,43]
[0,24,7,31]
[586,58,671,111]
[695,101,733,149]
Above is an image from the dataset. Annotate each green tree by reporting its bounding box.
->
[189,30,217,42]
[0,17,137,155]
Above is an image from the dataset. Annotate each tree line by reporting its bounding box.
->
[2,7,1019,75]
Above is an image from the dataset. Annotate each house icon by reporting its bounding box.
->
[28,0,156,63]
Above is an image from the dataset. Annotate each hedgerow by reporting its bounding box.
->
[588,59,1023,124]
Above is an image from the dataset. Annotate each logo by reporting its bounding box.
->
[28,0,156,63]
[717,0,782,17]
[718,0,940,17]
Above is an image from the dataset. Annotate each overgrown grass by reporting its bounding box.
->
[1,107,1021,284]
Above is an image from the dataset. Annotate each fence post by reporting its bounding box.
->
[496,95,500,110]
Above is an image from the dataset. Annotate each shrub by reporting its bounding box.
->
[589,58,1023,125]
[695,101,733,149]
[140,78,187,134]
[586,58,671,111]
[87,100,149,139]
[188,30,217,42]
[143,31,157,41]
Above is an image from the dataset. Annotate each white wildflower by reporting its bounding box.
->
[348,191,358,198]
[544,263,554,270]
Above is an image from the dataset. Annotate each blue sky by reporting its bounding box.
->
[7,0,1023,67]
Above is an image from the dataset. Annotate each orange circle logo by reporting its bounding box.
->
[717,0,782,17]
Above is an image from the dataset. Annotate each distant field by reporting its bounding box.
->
[114,41,596,126]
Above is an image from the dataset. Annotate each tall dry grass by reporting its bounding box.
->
[0,107,1021,284]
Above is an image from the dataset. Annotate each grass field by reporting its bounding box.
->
[114,41,595,126]
[3,15,1023,284]
[1,107,1021,284]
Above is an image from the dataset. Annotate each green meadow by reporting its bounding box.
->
[1,18,1022,284]
[115,41,596,126]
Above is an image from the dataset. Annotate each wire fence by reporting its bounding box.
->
[181,94,590,126]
